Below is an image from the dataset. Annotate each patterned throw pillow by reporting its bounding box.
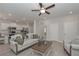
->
[14,36,24,45]
[32,34,38,39]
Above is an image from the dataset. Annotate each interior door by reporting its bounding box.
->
[47,23,58,41]
[64,21,77,42]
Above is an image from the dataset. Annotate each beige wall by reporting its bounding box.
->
[38,15,79,42]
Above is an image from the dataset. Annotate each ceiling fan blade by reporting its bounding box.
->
[39,13,41,16]
[45,4,55,10]
[39,3,43,8]
[32,10,39,11]
[45,11,50,14]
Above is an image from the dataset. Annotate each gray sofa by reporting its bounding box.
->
[9,34,38,55]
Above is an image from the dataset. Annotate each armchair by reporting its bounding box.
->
[63,38,72,55]
[70,39,79,56]
[63,37,79,56]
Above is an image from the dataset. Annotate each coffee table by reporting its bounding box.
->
[32,41,52,56]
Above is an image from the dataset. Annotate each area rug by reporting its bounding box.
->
[0,44,10,56]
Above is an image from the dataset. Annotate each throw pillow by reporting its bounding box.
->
[32,34,38,39]
[14,35,24,45]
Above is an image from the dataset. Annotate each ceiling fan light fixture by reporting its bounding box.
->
[40,10,45,13]
[40,8,45,13]
[32,3,55,16]
[69,11,72,14]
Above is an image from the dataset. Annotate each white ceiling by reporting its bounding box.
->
[0,3,79,23]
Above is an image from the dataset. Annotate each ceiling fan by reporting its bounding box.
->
[32,3,55,16]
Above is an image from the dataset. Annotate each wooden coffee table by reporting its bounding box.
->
[32,41,52,56]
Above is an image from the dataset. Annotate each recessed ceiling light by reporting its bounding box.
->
[15,20,18,22]
[8,13,12,16]
[3,17,7,20]
[22,18,26,20]
[69,11,72,14]
[0,15,2,18]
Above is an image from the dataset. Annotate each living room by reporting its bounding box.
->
[0,3,79,56]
